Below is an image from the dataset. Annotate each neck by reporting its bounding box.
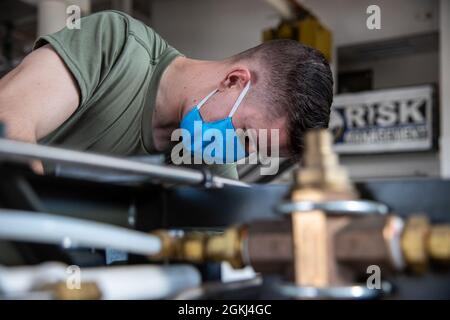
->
[152,56,225,151]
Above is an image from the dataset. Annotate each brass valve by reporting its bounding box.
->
[146,129,450,291]
[401,215,430,273]
[42,282,102,300]
[149,227,247,269]
[289,129,358,287]
[401,216,450,273]
[293,129,357,198]
[428,224,450,263]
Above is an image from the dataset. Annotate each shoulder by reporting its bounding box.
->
[92,11,177,57]
[81,10,130,31]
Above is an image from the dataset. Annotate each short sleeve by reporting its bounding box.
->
[33,11,129,107]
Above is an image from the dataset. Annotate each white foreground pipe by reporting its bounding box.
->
[0,262,67,294]
[82,265,200,300]
[0,210,161,256]
[0,263,201,300]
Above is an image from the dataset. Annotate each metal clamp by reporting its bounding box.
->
[277,200,389,215]
[200,167,215,188]
[276,281,393,300]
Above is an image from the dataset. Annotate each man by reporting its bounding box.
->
[0,10,333,180]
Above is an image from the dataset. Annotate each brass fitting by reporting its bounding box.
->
[336,214,450,275]
[293,129,357,198]
[401,215,430,274]
[401,216,450,272]
[428,224,450,264]
[44,282,102,300]
[336,215,403,274]
[150,226,247,269]
[289,130,358,287]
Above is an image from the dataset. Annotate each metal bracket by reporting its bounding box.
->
[200,167,215,189]
[276,281,393,300]
[277,200,389,215]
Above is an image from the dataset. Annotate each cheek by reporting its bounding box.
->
[249,128,288,156]
[270,134,290,157]
[267,126,291,157]
[244,115,289,155]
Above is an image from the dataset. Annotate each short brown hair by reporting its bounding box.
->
[232,39,333,159]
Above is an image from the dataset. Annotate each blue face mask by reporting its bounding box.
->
[180,81,251,164]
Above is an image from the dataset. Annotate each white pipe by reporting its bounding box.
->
[82,265,200,300]
[0,262,67,294]
[0,210,161,256]
[0,263,201,300]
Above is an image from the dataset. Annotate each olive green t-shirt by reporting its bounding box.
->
[34,10,238,180]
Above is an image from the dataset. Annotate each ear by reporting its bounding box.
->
[219,67,251,91]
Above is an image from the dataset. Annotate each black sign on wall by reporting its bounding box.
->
[329,85,435,154]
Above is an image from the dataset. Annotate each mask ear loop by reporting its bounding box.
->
[196,89,218,110]
[228,80,251,118]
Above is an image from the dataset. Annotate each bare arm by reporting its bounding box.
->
[0,44,80,173]
[0,44,80,143]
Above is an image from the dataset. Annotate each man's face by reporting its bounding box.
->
[195,87,290,158]
[232,106,290,158]
[245,112,289,157]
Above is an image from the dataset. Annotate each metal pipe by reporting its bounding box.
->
[0,209,162,256]
[0,138,248,187]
